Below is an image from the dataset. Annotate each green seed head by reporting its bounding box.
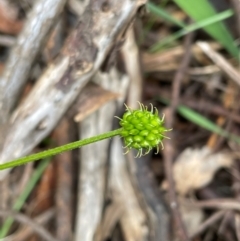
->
[119,103,170,157]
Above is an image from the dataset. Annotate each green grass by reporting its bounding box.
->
[147,1,239,58]
[150,8,234,52]
[177,105,240,144]
[0,159,51,238]
[158,99,240,144]
[147,2,186,28]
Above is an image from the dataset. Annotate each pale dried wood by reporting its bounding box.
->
[68,0,90,16]
[141,42,221,73]
[0,209,57,241]
[107,24,148,241]
[109,138,149,241]
[75,68,129,241]
[74,82,119,122]
[0,34,15,47]
[5,209,55,241]
[95,201,124,241]
[122,26,170,241]
[122,27,143,109]
[197,41,240,86]
[0,0,67,124]
[122,25,170,241]
[0,0,147,180]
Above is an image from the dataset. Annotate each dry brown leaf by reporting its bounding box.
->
[173,146,233,195]
[74,82,119,122]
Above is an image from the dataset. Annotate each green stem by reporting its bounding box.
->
[0,158,51,238]
[0,128,123,171]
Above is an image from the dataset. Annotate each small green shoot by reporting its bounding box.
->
[0,159,51,238]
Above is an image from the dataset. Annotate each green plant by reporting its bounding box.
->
[147,1,239,59]
[0,158,51,238]
[150,9,234,52]
[173,0,238,58]
[119,103,169,157]
[0,103,170,171]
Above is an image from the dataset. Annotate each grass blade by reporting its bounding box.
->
[147,2,186,28]
[150,9,234,52]
[174,0,239,58]
[178,105,240,144]
[0,158,51,238]
[158,98,240,144]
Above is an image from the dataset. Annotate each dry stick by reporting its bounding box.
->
[0,210,57,241]
[190,210,225,239]
[186,199,240,211]
[76,105,115,241]
[122,27,143,109]
[6,209,55,241]
[197,41,240,86]
[126,28,171,236]
[218,211,234,239]
[229,0,240,38]
[74,70,129,241]
[232,161,240,240]
[163,32,194,241]
[0,35,15,47]
[135,155,170,241]
[55,118,73,241]
[0,0,67,125]
[235,214,240,241]
[110,138,148,241]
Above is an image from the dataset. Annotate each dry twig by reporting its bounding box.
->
[163,32,194,241]
[197,41,240,86]
[0,209,57,241]
[75,69,129,241]
[0,0,67,124]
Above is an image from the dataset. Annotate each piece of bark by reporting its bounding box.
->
[30,161,55,216]
[0,0,147,180]
[0,0,67,124]
[74,68,129,241]
[74,82,119,122]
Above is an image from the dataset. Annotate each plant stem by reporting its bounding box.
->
[0,128,123,171]
[0,158,51,238]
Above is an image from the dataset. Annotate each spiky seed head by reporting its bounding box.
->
[119,103,170,157]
